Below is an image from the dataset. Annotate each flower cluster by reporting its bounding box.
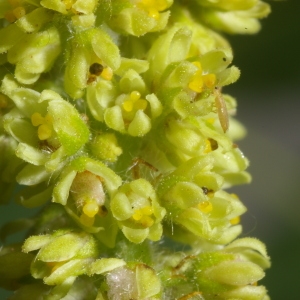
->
[0,0,271,299]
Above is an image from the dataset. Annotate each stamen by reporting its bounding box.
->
[82,199,100,218]
[134,99,148,110]
[123,100,134,112]
[37,124,52,140]
[130,91,141,101]
[31,113,53,140]
[230,216,240,225]
[188,70,203,93]
[188,61,216,93]
[122,91,147,113]
[13,6,25,19]
[141,206,153,215]
[139,0,169,20]
[198,201,213,213]
[204,139,212,153]
[100,67,113,81]
[132,210,143,221]
[5,1,25,22]
[31,112,44,126]
[132,206,154,226]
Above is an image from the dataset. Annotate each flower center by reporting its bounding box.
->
[132,205,154,227]
[188,62,216,93]
[123,91,148,112]
[31,112,53,140]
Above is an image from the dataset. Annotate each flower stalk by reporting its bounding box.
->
[0,0,271,299]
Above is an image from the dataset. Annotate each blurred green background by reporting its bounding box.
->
[226,1,300,298]
[1,1,299,299]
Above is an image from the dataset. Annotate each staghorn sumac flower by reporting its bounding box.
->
[0,0,272,298]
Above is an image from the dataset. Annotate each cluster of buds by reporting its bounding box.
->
[0,0,271,299]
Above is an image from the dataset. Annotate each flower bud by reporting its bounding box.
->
[196,1,271,34]
[104,0,172,36]
[172,238,270,298]
[23,230,99,285]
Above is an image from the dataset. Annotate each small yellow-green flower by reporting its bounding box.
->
[64,28,121,99]
[193,0,271,34]
[0,0,272,298]
[0,21,60,84]
[111,178,166,243]
[101,0,173,36]
[22,230,99,286]
[1,76,90,207]
[158,156,246,244]
[169,237,271,299]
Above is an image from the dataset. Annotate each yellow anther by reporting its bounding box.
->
[192,61,202,72]
[44,114,53,124]
[100,67,113,81]
[141,206,153,215]
[80,213,95,227]
[134,99,148,110]
[132,209,143,221]
[31,113,53,140]
[230,216,240,225]
[147,8,160,20]
[31,112,44,126]
[139,0,168,20]
[132,206,154,225]
[203,73,216,88]
[204,139,212,153]
[83,200,99,218]
[188,75,204,93]
[189,62,216,92]
[122,91,147,113]
[5,1,24,22]
[130,91,141,101]
[198,201,213,213]
[37,124,52,140]
[13,6,26,19]
[123,100,134,112]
